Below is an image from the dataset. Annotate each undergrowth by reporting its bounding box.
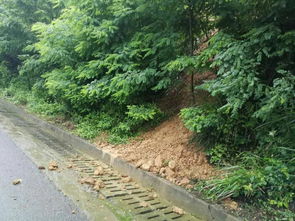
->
[0,83,163,144]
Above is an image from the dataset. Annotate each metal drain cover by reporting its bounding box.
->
[69,157,202,221]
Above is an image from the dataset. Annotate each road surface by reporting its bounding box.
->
[0,129,88,221]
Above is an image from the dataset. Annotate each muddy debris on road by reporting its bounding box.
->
[48,161,59,171]
[12,179,22,185]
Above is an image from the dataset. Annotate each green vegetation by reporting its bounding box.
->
[0,0,294,219]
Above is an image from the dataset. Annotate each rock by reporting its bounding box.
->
[94,166,104,175]
[168,177,176,183]
[141,163,151,171]
[38,166,45,170]
[141,160,154,171]
[79,178,86,184]
[154,155,163,168]
[12,179,22,185]
[93,180,105,191]
[72,210,76,214]
[48,161,58,171]
[168,160,176,170]
[67,164,73,169]
[150,166,159,173]
[121,177,132,183]
[159,167,166,176]
[139,202,149,207]
[165,167,175,178]
[179,177,190,186]
[102,165,109,169]
[135,160,144,168]
[172,206,185,215]
[81,177,96,185]
[151,193,158,199]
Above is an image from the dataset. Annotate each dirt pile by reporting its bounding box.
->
[95,116,216,187]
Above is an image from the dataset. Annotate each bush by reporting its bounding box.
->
[181,1,295,218]
[74,112,116,139]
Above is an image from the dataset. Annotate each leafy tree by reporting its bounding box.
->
[0,0,61,87]
[181,0,295,213]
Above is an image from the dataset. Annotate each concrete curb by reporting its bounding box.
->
[1,99,241,221]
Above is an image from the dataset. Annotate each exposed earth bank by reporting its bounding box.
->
[95,115,217,188]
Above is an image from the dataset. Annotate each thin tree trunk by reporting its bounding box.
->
[189,1,195,104]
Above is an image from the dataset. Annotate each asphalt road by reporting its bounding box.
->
[0,129,87,221]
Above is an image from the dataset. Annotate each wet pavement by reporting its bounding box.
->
[0,129,87,221]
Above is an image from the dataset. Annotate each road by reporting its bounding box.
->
[0,129,87,221]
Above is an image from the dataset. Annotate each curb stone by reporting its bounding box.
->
[0,99,242,221]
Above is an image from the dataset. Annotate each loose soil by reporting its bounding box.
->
[94,115,217,187]
[94,72,218,187]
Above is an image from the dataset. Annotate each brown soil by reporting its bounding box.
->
[94,72,218,187]
[94,115,217,187]
[156,72,217,115]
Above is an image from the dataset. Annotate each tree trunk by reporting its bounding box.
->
[188,1,195,104]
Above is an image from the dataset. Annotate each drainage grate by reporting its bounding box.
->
[69,156,201,221]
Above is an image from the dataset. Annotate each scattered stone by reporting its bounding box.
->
[121,177,132,183]
[172,206,185,215]
[79,178,86,184]
[168,160,176,170]
[94,166,104,176]
[72,210,76,214]
[168,177,176,183]
[139,202,149,208]
[102,165,109,169]
[179,177,190,186]
[135,160,144,168]
[93,180,105,191]
[67,164,73,169]
[165,167,175,178]
[81,177,96,185]
[38,166,45,170]
[159,167,166,176]
[12,179,22,185]
[48,161,58,171]
[150,166,159,173]
[141,164,151,171]
[154,155,163,168]
[151,193,158,199]
[141,160,154,171]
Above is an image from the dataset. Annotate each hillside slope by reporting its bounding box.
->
[95,115,216,187]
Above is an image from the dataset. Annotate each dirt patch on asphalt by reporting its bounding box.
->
[94,116,216,187]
